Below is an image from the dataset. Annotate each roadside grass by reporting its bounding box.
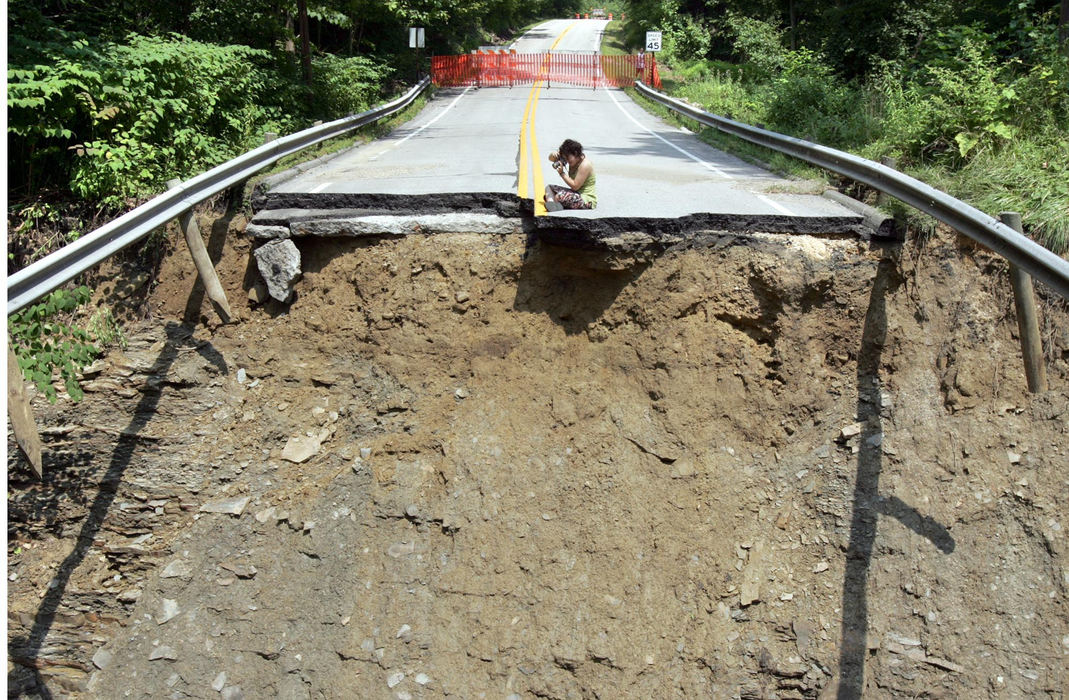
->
[914,139,1069,256]
[600,18,630,57]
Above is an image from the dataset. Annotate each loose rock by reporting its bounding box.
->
[254,239,302,302]
[199,496,251,516]
[149,646,177,661]
[157,599,180,624]
[161,559,193,579]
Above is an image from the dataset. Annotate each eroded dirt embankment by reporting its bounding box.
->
[8,221,1069,699]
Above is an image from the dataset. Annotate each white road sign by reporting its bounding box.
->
[645,31,662,52]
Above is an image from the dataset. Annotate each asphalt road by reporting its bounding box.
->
[269,19,857,224]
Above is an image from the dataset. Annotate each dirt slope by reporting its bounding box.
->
[7,217,1069,699]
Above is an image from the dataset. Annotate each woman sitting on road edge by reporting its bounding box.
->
[545,139,597,211]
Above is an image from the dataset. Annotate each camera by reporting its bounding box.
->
[548,152,564,170]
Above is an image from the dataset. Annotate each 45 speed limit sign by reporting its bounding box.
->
[645,31,662,51]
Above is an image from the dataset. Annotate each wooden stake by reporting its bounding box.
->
[167,179,232,323]
[1000,212,1048,393]
[7,346,43,478]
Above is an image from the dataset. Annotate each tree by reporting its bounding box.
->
[298,0,313,82]
[1061,0,1069,53]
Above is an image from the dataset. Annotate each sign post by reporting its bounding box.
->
[409,27,425,82]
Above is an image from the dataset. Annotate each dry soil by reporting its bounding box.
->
[7,212,1069,699]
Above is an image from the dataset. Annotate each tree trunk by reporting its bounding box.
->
[789,0,797,51]
[297,0,313,84]
[1060,0,1069,54]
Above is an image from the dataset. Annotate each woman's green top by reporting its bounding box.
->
[569,162,597,208]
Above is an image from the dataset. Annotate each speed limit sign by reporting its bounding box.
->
[645,31,662,51]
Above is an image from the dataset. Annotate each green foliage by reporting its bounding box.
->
[67,34,285,207]
[8,288,100,403]
[766,49,872,146]
[653,10,1069,253]
[661,13,712,63]
[7,29,107,193]
[7,0,575,218]
[311,54,394,117]
[725,14,788,76]
[88,307,129,351]
[6,29,306,206]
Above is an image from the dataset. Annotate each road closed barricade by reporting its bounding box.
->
[431,53,661,89]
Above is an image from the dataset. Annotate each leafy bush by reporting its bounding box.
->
[7,29,308,209]
[725,15,788,78]
[676,68,762,124]
[311,54,395,118]
[662,14,712,64]
[764,49,871,146]
[68,34,286,206]
[7,30,106,194]
[8,287,100,403]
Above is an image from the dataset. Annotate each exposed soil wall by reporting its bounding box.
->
[8,218,1069,698]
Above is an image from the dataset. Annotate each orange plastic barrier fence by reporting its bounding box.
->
[431,53,662,90]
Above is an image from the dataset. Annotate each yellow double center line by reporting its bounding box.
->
[518,22,575,216]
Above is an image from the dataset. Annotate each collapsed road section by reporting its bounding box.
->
[8,221,1068,698]
[245,186,878,303]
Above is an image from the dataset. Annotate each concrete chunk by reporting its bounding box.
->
[254,239,301,302]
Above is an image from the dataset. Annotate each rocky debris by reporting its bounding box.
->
[219,561,257,579]
[8,228,1069,699]
[161,559,193,579]
[199,496,251,516]
[253,238,301,302]
[156,599,180,624]
[281,427,331,463]
[839,422,862,440]
[149,646,177,661]
[91,648,113,670]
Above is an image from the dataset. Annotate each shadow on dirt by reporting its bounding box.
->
[8,322,226,698]
[512,240,651,335]
[9,212,234,696]
[836,250,956,699]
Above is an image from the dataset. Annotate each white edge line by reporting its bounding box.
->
[756,194,795,216]
[603,87,729,178]
[309,182,332,194]
[387,86,473,153]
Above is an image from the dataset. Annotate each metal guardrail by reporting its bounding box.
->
[634,81,1069,300]
[6,77,432,315]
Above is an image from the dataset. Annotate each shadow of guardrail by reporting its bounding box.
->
[836,251,956,698]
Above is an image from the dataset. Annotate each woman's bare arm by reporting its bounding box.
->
[560,159,592,190]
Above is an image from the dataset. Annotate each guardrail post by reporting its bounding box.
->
[1000,211,1048,393]
[877,157,897,207]
[167,179,233,324]
[7,345,43,478]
